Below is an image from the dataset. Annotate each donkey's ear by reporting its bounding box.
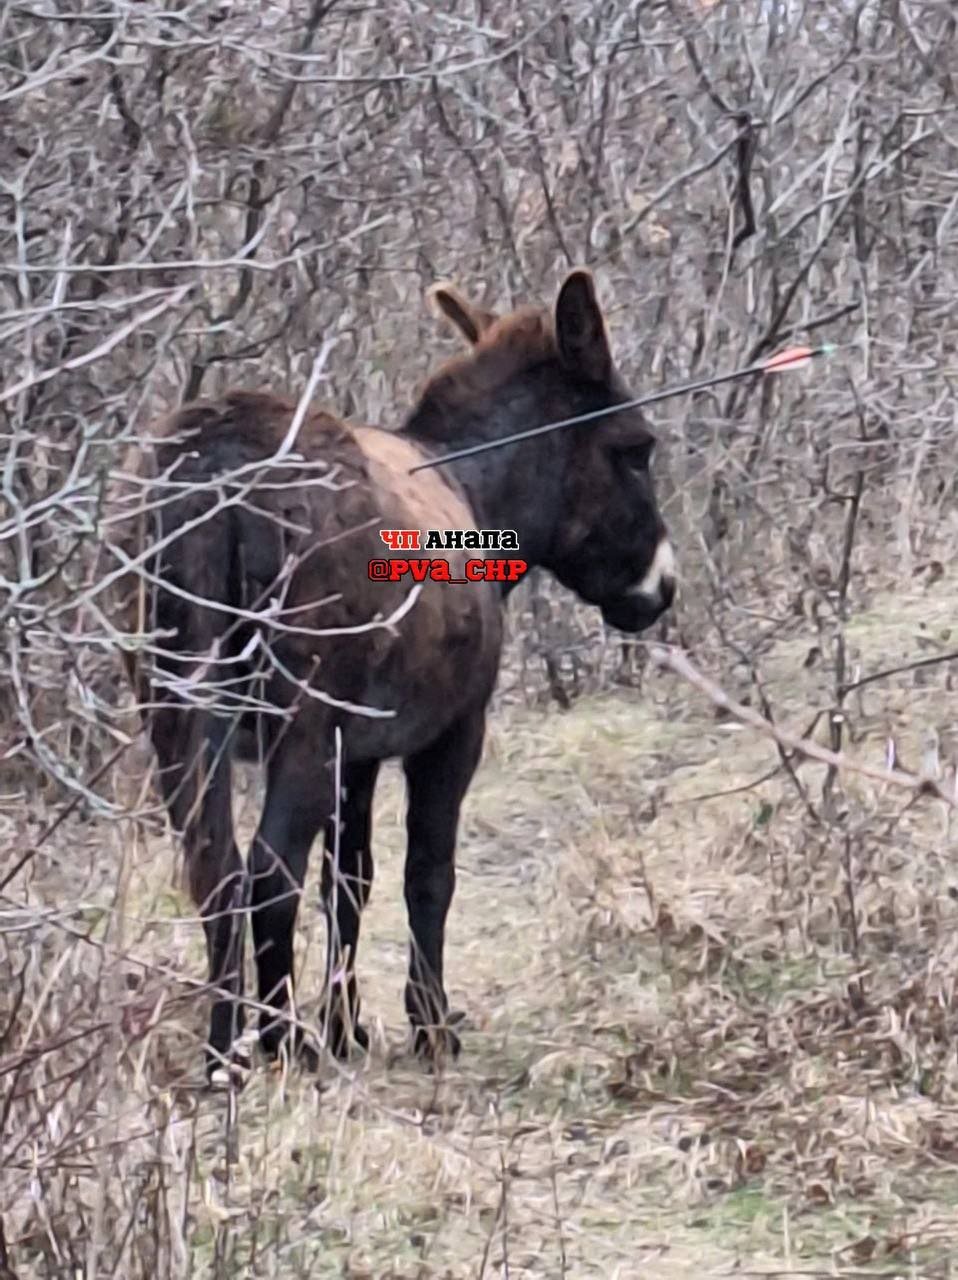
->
[428,282,496,347]
[554,269,613,383]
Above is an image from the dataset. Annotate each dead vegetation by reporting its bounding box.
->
[4,574,958,1277]
[3,0,958,1275]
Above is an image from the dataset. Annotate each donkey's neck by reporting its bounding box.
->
[447,446,560,570]
[401,388,568,574]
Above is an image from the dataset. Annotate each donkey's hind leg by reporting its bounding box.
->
[319,758,380,1060]
[402,707,486,1062]
[249,721,332,1070]
[150,705,248,1085]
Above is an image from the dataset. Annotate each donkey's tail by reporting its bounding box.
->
[135,417,259,910]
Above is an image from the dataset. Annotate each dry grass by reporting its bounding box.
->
[4,573,958,1278]
[4,2,957,1273]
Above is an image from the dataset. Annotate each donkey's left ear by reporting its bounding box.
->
[554,269,613,383]
[427,282,497,347]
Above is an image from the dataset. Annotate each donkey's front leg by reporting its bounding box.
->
[402,708,485,1061]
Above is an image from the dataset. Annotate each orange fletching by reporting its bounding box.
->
[762,345,816,372]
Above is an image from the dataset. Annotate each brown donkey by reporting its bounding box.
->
[113,270,676,1083]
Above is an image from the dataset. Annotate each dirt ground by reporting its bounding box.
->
[4,574,958,1278]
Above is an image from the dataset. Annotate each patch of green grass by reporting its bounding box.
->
[721,953,826,1001]
[688,1184,773,1232]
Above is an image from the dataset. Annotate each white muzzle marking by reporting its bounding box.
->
[630,538,676,600]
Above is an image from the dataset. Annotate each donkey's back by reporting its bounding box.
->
[122,389,503,763]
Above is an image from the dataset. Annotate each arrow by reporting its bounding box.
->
[408,341,841,474]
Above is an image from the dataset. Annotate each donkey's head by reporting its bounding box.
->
[421,269,676,634]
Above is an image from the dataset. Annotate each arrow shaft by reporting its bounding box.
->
[408,344,833,474]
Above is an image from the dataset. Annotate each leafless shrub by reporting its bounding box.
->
[2,0,958,1274]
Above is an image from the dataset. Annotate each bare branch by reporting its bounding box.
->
[650,646,957,808]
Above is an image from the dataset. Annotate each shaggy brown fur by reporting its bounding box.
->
[110,269,676,1081]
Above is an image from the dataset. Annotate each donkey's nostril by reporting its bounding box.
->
[659,574,676,609]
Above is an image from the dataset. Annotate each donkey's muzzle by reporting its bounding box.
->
[600,579,674,633]
[600,538,677,633]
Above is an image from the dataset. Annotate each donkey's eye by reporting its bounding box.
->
[617,439,654,473]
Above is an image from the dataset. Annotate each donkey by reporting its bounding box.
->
[113,269,676,1083]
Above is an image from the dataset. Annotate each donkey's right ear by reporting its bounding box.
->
[427,282,496,347]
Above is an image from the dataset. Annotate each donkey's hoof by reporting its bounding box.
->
[259,1024,321,1074]
[412,1022,462,1064]
[209,1062,248,1091]
[206,1042,253,1091]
